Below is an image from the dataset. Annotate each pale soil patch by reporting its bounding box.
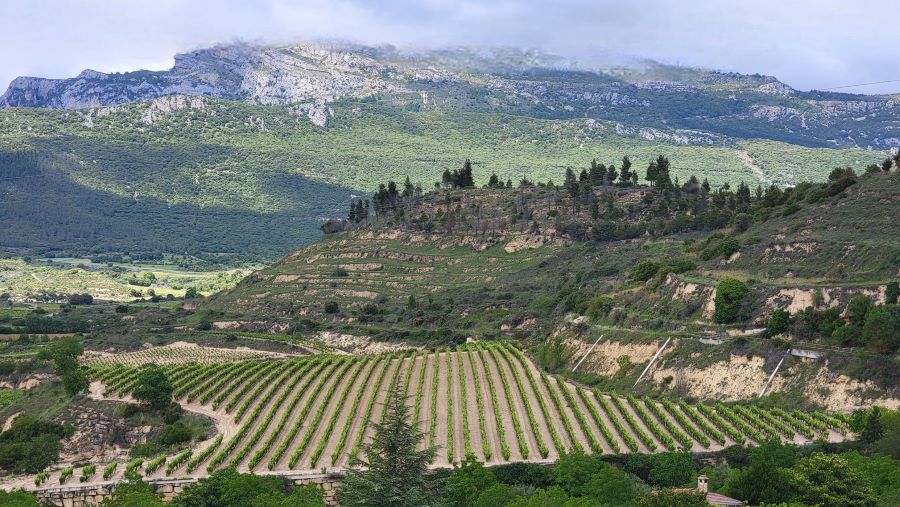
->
[652,354,784,402]
[766,285,888,313]
[2,412,21,431]
[313,331,419,355]
[565,338,661,377]
[800,365,900,412]
[504,235,550,253]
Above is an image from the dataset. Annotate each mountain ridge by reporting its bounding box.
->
[3,41,899,148]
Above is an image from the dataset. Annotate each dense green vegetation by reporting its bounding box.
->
[0,98,886,265]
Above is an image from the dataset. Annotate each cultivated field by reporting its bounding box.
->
[25,342,849,488]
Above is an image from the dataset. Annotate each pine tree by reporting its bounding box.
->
[619,156,632,185]
[645,161,659,186]
[336,385,437,507]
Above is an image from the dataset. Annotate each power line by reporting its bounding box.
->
[819,78,900,91]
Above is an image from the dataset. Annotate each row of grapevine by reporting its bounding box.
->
[331,357,386,466]
[473,349,511,460]
[609,395,655,451]
[557,379,602,454]
[446,350,456,463]
[626,395,676,451]
[502,343,565,455]
[493,344,549,458]
[266,359,339,469]
[644,397,693,449]
[578,388,624,453]
[484,347,530,459]
[464,348,492,461]
[310,358,372,468]
[455,350,473,458]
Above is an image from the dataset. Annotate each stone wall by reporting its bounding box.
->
[33,473,344,507]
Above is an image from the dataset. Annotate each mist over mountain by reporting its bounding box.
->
[3,41,898,149]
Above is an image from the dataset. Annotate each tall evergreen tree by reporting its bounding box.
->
[619,156,632,185]
[337,385,437,507]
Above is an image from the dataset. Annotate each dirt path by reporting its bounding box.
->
[738,149,770,185]
[433,353,451,464]
[460,351,486,462]
[468,351,504,464]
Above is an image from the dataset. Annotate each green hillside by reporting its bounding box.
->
[0,97,887,266]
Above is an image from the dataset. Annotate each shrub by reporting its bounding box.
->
[323,301,339,314]
[631,260,662,282]
[765,308,791,337]
[714,279,750,324]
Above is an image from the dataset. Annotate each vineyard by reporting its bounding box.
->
[81,342,288,367]
[38,342,849,486]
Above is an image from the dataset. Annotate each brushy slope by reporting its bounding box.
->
[0,98,886,263]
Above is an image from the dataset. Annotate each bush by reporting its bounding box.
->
[0,414,72,474]
[765,309,791,337]
[132,366,173,411]
[714,279,750,324]
[631,260,662,282]
[324,301,339,314]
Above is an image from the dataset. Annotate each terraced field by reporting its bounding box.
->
[39,342,851,488]
[206,232,561,319]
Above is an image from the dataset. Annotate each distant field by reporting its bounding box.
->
[0,258,248,301]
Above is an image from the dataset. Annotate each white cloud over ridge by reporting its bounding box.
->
[1,0,898,94]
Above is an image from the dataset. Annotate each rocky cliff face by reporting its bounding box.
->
[3,41,899,147]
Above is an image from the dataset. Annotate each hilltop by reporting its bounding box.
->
[202,163,900,410]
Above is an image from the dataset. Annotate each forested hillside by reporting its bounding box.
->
[0,96,886,264]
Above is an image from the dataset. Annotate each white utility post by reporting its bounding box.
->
[572,334,604,372]
[759,350,790,398]
[632,337,671,388]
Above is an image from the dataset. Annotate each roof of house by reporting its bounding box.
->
[705,492,744,506]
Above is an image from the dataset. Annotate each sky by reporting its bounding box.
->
[2,0,899,94]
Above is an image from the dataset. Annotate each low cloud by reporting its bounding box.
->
[1,0,898,94]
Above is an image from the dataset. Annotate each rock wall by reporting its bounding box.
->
[33,473,344,507]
